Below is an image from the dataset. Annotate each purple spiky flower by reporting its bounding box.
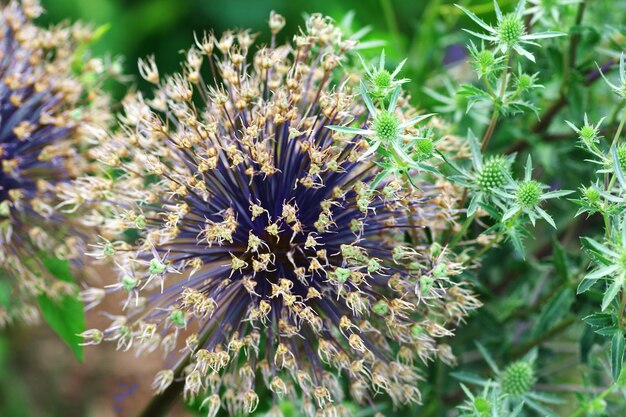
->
[0,0,112,325]
[84,12,479,416]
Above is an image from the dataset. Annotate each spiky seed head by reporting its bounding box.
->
[477,49,495,72]
[477,156,510,191]
[372,70,392,90]
[374,111,400,142]
[579,124,597,143]
[416,138,434,157]
[498,14,525,47]
[516,73,533,91]
[517,180,542,208]
[500,361,535,396]
[583,186,600,204]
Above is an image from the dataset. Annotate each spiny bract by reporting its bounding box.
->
[0,0,112,326]
[81,12,480,416]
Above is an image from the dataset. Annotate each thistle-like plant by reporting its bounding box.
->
[454,345,562,416]
[358,50,409,100]
[328,83,436,181]
[456,0,565,62]
[495,156,572,228]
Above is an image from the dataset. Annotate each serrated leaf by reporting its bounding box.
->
[37,258,85,362]
[596,326,619,337]
[612,330,625,381]
[577,275,600,294]
[602,276,623,311]
[583,312,615,328]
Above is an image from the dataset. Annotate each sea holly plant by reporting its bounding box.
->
[453,345,562,416]
[495,156,573,229]
[455,0,565,62]
[574,51,626,383]
[328,56,437,185]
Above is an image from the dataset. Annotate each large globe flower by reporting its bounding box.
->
[82,12,479,417]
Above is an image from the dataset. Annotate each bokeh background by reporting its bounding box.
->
[2,0,624,416]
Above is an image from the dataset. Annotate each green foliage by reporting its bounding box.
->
[37,258,85,362]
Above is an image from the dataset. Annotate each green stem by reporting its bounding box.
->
[449,213,475,250]
[480,51,510,152]
[611,105,626,148]
[465,229,505,265]
[511,317,576,358]
[402,174,421,246]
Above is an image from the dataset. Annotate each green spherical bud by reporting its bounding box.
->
[477,156,510,191]
[477,50,495,69]
[372,299,389,316]
[498,14,525,46]
[617,144,626,173]
[122,275,138,292]
[169,309,186,327]
[103,242,115,256]
[430,242,443,258]
[500,361,535,397]
[473,396,491,415]
[420,275,434,294]
[374,111,400,142]
[432,263,447,278]
[411,323,424,338]
[416,138,434,157]
[367,258,381,273]
[517,180,542,208]
[149,258,166,275]
[583,186,600,203]
[335,267,351,283]
[516,73,533,91]
[372,70,392,90]
[578,125,596,143]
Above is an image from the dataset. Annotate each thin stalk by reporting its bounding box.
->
[480,51,510,152]
[402,174,421,246]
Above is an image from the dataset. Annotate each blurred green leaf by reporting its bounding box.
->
[534,287,574,335]
[611,330,625,381]
[37,258,85,363]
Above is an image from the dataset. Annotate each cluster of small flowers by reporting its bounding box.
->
[0,0,114,326]
[75,12,481,416]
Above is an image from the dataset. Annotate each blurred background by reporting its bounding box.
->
[3,0,625,416]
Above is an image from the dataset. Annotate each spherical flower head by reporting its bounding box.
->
[477,156,510,191]
[87,12,479,415]
[497,13,526,47]
[373,110,400,143]
[372,69,392,91]
[583,186,600,204]
[0,0,111,326]
[516,73,533,91]
[500,361,535,397]
[475,49,496,76]
[416,138,434,157]
[579,124,597,143]
[517,180,542,208]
